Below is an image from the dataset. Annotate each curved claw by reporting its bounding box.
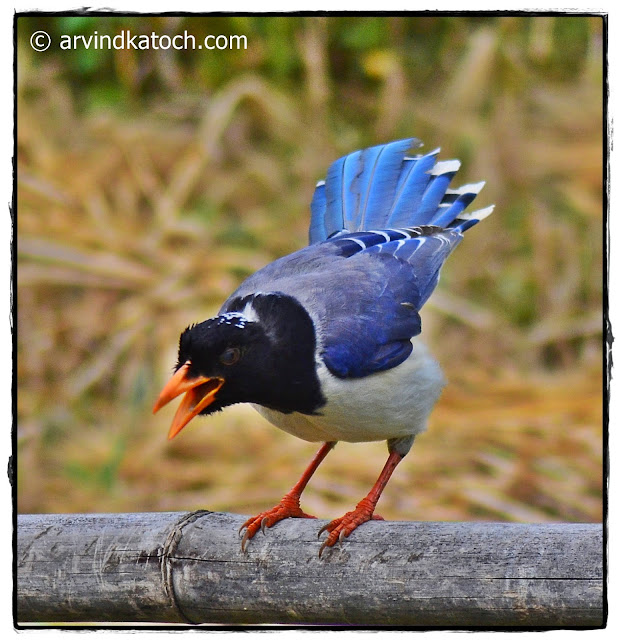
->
[239,514,265,551]
[241,528,253,553]
[261,517,270,535]
[238,497,316,552]
[317,521,349,558]
[318,539,329,559]
[317,509,384,558]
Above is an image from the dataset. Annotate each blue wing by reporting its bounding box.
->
[244,138,494,379]
[320,226,466,378]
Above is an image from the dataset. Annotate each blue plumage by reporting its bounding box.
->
[417,166,461,222]
[309,138,491,243]
[233,138,492,380]
[356,139,414,230]
[157,137,495,555]
[320,139,416,240]
[308,139,492,378]
[387,150,438,227]
[308,180,327,243]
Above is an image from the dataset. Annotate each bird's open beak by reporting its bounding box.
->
[152,362,225,439]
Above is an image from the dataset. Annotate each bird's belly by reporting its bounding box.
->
[253,340,446,443]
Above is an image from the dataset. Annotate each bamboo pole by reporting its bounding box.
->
[17,511,604,627]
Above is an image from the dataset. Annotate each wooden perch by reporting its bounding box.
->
[17,511,604,627]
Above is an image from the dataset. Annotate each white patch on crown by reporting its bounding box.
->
[217,312,252,329]
[240,298,261,323]
[218,293,266,329]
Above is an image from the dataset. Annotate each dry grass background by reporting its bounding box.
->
[16,15,603,524]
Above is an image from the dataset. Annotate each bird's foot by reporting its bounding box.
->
[239,493,315,552]
[317,497,384,558]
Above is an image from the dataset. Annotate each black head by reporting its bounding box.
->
[177,312,265,382]
[153,294,325,438]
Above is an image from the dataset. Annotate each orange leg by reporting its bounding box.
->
[239,441,336,551]
[318,450,403,557]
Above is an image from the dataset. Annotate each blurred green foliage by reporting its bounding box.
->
[18,15,600,114]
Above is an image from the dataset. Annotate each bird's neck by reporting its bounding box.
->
[225,292,326,415]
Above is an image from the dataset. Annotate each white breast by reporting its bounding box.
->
[252,339,446,443]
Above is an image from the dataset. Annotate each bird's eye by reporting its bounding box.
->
[219,347,241,366]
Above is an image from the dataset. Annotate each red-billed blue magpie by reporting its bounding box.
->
[153,138,493,556]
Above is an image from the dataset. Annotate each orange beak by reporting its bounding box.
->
[152,362,225,440]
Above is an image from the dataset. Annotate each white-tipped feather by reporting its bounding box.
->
[348,237,367,249]
[446,180,486,196]
[456,204,495,221]
[429,159,461,175]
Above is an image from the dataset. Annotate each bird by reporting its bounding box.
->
[153,137,493,557]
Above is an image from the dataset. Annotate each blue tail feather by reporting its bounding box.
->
[357,139,415,230]
[448,204,495,233]
[431,194,476,227]
[341,150,363,229]
[309,181,327,244]
[309,139,491,244]
[430,182,486,228]
[417,169,460,222]
[388,150,439,227]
